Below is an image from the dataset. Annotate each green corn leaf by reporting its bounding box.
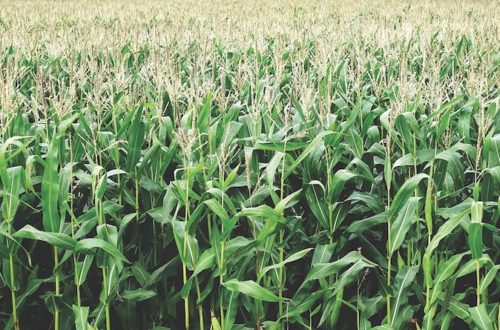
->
[389,197,420,255]
[237,205,285,222]
[284,131,333,179]
[130,262,151,288]
[306,181,329,230]
[204,199,229,222]
[311,243,335,265]
[468,222,483,260]
[172,220,199,269]
[388,173,427,221]
[75,255,94,287]
[423,208,469,288]
[126,106,145,173]
[329,169,359,201]
[223,279,282,302]
[42,135,60,232]
[192,248,216,277]
[384,156,392,190]
[224,290,239,330]
[331,259,376,296]
[479,265,499,294]
[266,152,284,185]
[72,305,90,330]
[16,278,44,310]
[211,311,222,330]
[347,212,387,233]
[456,255,492,278]
[1,166,23,222]
[75,238,129,263]
[469,201,484,259]
[121,288,157,302]
[468,304,493,330]
[429,253,467,307]
[258,248,312,280]
[14,225,76,250]
[303,251,372,284]
[425,174,433,234]
[274,189,302,214]
[425,209,469,257]
[390,266,418,327]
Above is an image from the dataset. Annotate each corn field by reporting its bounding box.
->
[0,0,499,329]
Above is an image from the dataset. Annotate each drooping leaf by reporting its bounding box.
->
[121,288,157,302]
[14,225,76,250]
[223,279,282,302]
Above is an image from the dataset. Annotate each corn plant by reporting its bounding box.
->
[0,0,499,329]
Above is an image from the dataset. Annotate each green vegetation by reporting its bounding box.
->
[0,0,499,329]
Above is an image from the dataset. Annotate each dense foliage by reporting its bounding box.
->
[0,0,499,329]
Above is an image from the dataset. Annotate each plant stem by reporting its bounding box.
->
[54,247,60,330]
[183,163,191,330]
[135,177,140,222]
[96,184,111,330]
[356,284,360,330]
[387,253,392,325]
[386,179,392,325]
[7,207,19,330]
[183,262,189,330]
[279,145,286,324]
[476,260,481,306]
[195,279,204,330]
[9,253,18,330]
[219,164,225,329]
[183,162,203,329]
[77,282,82,306]
[278,230,284,318]
[117,174,122,207]
[102,267,111,330]
[424,164,434,316]
[69,136,81,308]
